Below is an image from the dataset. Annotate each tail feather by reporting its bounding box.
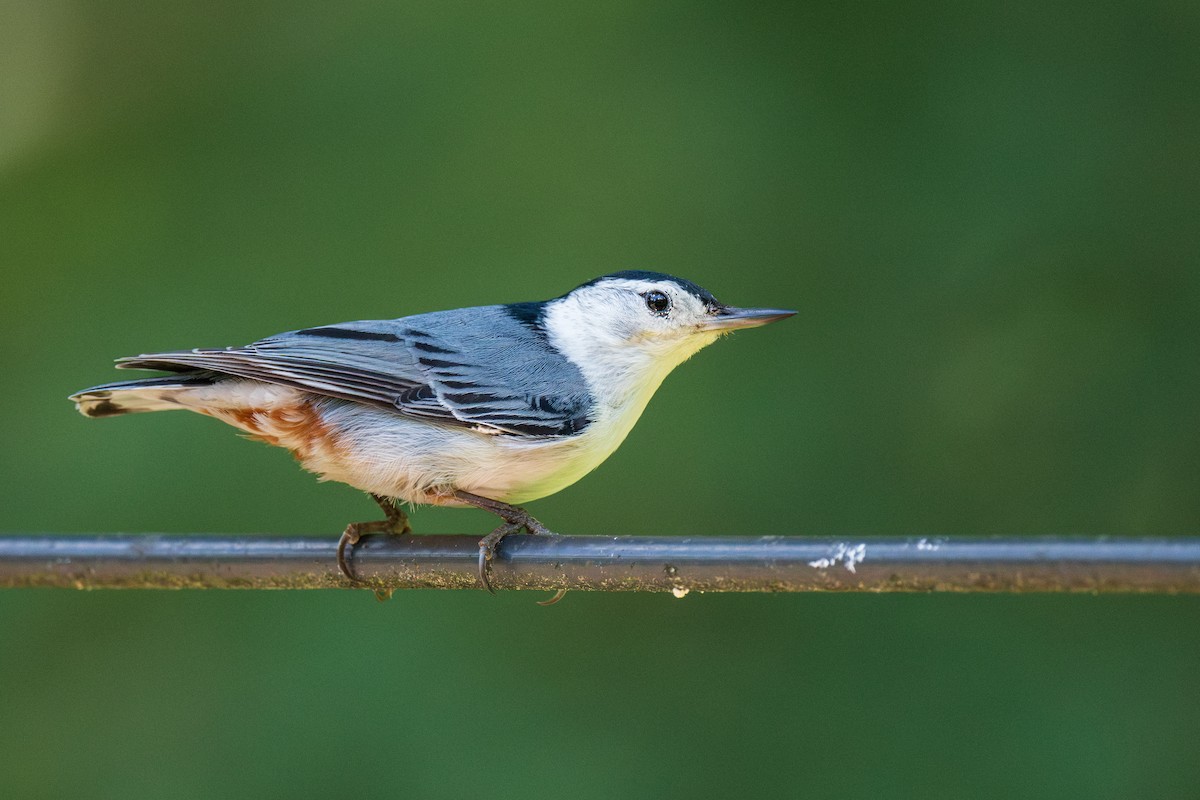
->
[70,375,216,418]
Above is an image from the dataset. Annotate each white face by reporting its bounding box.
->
[543,273,794,410]
[539,276,730,416]
[554,277,726,363]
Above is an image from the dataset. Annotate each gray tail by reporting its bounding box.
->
[69,375,215,418]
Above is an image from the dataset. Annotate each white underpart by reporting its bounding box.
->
[130,380,581,505]
[311,401,608,505]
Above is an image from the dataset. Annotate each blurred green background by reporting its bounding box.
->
[2,1,1198,797]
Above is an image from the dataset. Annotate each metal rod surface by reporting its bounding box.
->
[1,534,1199,593]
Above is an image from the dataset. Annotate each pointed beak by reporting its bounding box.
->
[699,306,797,332]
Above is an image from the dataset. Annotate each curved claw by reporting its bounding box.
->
[337,529,360,582]
[477,521,523,595]
[478,547,497,595]
[536,588,568,606]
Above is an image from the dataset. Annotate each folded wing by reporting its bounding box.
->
[117,306,593,437]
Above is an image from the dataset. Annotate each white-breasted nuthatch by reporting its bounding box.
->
[70,271,794,592]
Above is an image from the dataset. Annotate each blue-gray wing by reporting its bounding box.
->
[115,306,593,437]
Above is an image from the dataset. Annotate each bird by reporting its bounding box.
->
[70,271,794,594]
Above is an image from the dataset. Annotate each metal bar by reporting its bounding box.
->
[1,534,1199,593]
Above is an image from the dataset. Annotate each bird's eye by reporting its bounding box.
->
[643,290,671,316]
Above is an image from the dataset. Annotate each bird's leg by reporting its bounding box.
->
[451,490,559,594]
[372,493,413,535]
[337,494,412,588]
[451,490,554,534]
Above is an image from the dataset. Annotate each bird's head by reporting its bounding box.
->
[542,271,794,398]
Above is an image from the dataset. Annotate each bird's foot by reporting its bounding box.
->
[337,518,409,583]
[477,521,525,595]
[451,490,564,601]
[475,521,564,603]
[337,495,411,589]
[476,516,565,602]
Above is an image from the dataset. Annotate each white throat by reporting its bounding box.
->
[542,293,717,427]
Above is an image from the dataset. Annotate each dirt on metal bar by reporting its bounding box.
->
[1,534,1199,593]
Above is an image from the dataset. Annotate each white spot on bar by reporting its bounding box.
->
[808,542,868,574]
[671,586,690,599]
